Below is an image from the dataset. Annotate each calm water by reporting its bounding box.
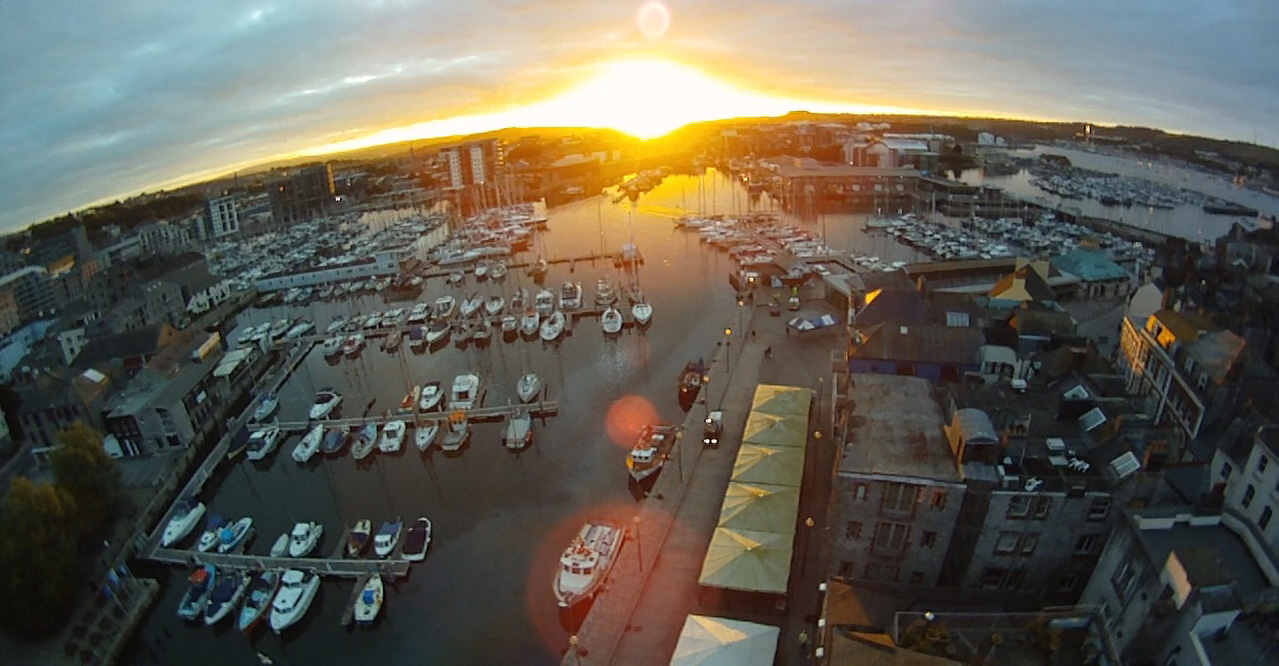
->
[122,172,918,666]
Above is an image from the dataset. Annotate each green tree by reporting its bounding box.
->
[0,477,81,637]
[50,423,119,539]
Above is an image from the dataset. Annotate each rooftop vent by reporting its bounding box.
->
[1110,452,1141,479]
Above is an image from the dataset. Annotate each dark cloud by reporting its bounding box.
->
[2,0,1276,231]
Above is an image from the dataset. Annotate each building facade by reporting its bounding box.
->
[268,164,335,226]
[200,195,240,240]
[1210,425,1279,553]
[0,266,56,322]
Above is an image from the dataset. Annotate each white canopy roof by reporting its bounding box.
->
[669,614,779,666]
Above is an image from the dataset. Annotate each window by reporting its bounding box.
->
[1006,567,1026,589]
[1057,573,1079,593]
[1260,456,1271,475]
[1197,373,1209,391]
[865,562,900,582]
[845,521,862,540]
[1032,496,1053,520]
[1075,534,1100,556]
[1007,496,1031,519]
[1221,461,1233,478]
[930,491,949,511]
[994,532,1019,555]
[873,522,911,553]
[1020,533,1039,556]
[981,567,1008,589]
[1244,484,1256,508]
[882,483,917,514]
[1088,497,1112,522]
[1261,507,1273,530]
[852,484,868,502]
[1111,561,1136,600]
[921,531,938,549]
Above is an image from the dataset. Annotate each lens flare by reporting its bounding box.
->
[637,1,671,40]
[604,394,658,449]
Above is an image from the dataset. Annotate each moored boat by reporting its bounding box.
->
[196,516,226,553]
[678,360,707,409]
[399,385,421,413]
[379,420,407,453]
[351,423,378,460]
[418,380,444,411]
[253,393,280,422]
[540,311,566,341]
[374,518,403,558]
[450,373,482,410]
[415,422,439,451]
[287,521,323,558]
[520,310,540,337]
[516,373,541,403]
[269,569,321,634]
[601,306,623,335]
[237,569,281,634]
[553,521,623,608]
[440,413,470,452]
[346,519,371,557]
[177,564,217,621]
[534,289,555,315]
[632,301,653,326]
[626,424,679,483]
[217,517,254,554]
[292,423,325,463]
[309,388,342,420]
[204,570,250,626]
[353,575,384,627]
[320,426,348,456]
[402,517,432,562]
[504,407,533,451]
[162,499,206,547]
[559,281,582,311]
[484,295,505,316]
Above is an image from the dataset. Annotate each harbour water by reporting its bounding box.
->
[121,172,922,666]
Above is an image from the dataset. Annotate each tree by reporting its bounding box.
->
[50,423,119,539]
[0,477,81,637]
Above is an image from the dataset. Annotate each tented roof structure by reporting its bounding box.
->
[669,614,780,666]
[698,527,794,593]
[751,384,812,417]
[731,444,805,487]
[741,411,807,449]
[718,482,800,534]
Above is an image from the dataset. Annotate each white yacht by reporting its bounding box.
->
[309,389,342,420]
[425,318,450,344]
[520,310,541,337]
[418,381,444,411]
[342,333,365,357]
[460,294,483,318]
[246,425,282,462]
[559,281,583,311]
[439,414,470,452]
[484,296,505,317]
[601,307,623,335]
[408,303,431,324]
[292,423,325,463]
[631,301,653,326]
[253,394,280,422]
[378,420,406,453]
[353,574,384,627]
[374,518,403,558]
[516,373,541,403]
[161,500,206,547]
[414,422,439,451]
[540,311,566,341]
[287,522,323,558]
[594,277,618,307]
[534,289,556,315]
[269,569,321,634]
[450,374,482,410]
[554,521,623,608]
[504,407,533,451]
[203,571,251,626]
[321,336,343,356]
[432,295,457,319]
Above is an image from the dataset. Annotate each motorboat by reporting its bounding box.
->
[474,261,489,280]
[439,414,470,452]
[325,315,347,334]
[594,277,618,307]
[351,423,378,461]
[678,360,707,409]
[353,575,384,627]
[446,270,464,285]
[520,310,540,337]
[632,301,653,326]
[471,317,493,341]
[253,393,280,422]
[237,570,281,634]
[268,319,290,340]
[217,517,254,554]
[460,294,483,318]
[203,570,250,626]
[425,318,451,344]
[177,564,216,621]
[501,315,518,334]
[559,281,582,311]
[408,325,426,350]
[504,407,533,451]
[490,261,508,280]
[287,521,323,557]
[269,569,321,634]
[321,335,343,356]
[162,499,206,547]
[346,519,371,557]
[309,388,342,420]
[540,311,566,341]
[553,521,623,608]
[484,295,505,317]
[517,373,541,403]
[379,420,407,453]
[450,373,482,410]
[528,257,549,278]
[627,424,679,483]
[270,533,289,558]
[382,332,402,352]
[292,423,325,463]
[510,286,528,311]
[601,307,623,334]
[534,289,555,315]
[342,333,365,357]
[414,422,439,451]
[418,381,444,411]
[401,517,432,562]
[408,303,431,324]
[432,295,457,319]
[374,518,403,558]
[196,516,226,553]
[320,426,348,456]
[399,385,422,413]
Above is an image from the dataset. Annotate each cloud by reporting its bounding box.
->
[1,0,1276,231]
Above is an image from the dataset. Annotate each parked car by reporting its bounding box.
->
[703,411,724,448]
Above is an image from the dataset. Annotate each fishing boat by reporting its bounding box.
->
[520,310,540,337]
[678,360,707,409]
[379,420,407,454]
[203,570,250,626]
[626,424,679,483]
[309,388,342,420]
[292,423,325,463]
[351,423,378,460]
[594,277,618,307]
[374,518,404,558]
[460,294,483,318]
[162,499,206,547]
[196,516,226,553]
[414,422,439,451]
[253,393,280,422]
[516,373,541,403]
[402,517,432,562]
[433,295,457,319]
[237,570,281,634]
[399,385,422,413]
[269,569,321,634]
[320,426,348,456]
[177,564,216,621]
[425,318,451,344]
[601,307,623,335]
[353,575,384,627]
[504,407,533,451]
[342,333,365,356]
[484,295,505,316]
[439,413,470,452]
[559,281,583,311]
[287,522,323,557]
[534,289,555,315]
[540,311,566,341]
[346,519,371,557]
[631,300,653,326]
[418,380,444,411]
[450,373,482,410]
[217,517,254,554]
[553,521,623,608]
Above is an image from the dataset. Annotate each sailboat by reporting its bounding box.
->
[625,210,654,326]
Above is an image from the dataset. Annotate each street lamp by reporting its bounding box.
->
[724,327,732,373]
[633,515,643,572]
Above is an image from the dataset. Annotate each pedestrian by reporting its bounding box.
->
[798,629,810,654]
[765,346,772,358]
[751,330,756,340]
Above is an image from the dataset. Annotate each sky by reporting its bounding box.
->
[1,0,1277,232]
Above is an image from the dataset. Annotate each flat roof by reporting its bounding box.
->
[840,374,961,481]
[1134,514,1271,596]
[774,165,920,179]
